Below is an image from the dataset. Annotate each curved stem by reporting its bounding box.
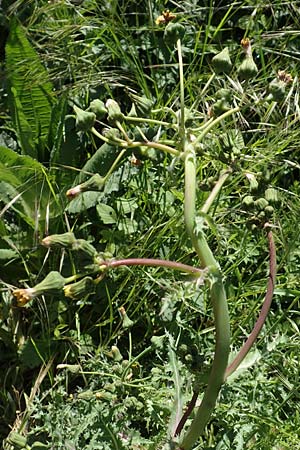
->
[201,169,232,215]
[102,258,205,277]
[225,229,276,378]
[194,106,240,145]
[179,146,230,450]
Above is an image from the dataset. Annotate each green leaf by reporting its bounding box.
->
[0,146,58,231]
[97,203,117,224]
[5,19,54,161]
[77,143,124,182]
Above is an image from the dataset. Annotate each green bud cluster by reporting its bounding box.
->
[42,233,97,257]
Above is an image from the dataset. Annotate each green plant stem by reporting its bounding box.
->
[124,115,175,129]
[200,72,216,97]
[225,229,276,378]
[103,148,127,182]
[177,38,185,148]
[115,120,132,143]
[194,106,240,145]
[91,126,179,157]
[179,144,230,450]
[201,169,232,214]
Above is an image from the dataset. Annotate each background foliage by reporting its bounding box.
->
[1,1,300,449]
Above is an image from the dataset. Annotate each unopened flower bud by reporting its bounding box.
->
[64,277,95,300]
[102,128,121,142]
[108,345,123,361]
[106,99,124,122]
[6,431,27,448]
[212,47,232,74]
[88,99,107,119]
[128,93,154,116]
[163,22,185,46]
[238,38,258,80]
[264,187,279,204]
[238,56,258,80]
[119,306,134,329]
[255,197,269,210]
[246,173,259,192]
[42,232,76,249]
[72,239,97,257]
[242,195,254,208]
[73,105,96,131]
[66,174,105,198]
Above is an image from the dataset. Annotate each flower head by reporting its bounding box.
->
[13,288,35,306]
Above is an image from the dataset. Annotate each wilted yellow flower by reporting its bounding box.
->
[63,277,95,300]
[155,10,176,25]
[13,288,35,306]
[13,271,66,307]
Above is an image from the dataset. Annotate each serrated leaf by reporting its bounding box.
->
[5,19,54,160]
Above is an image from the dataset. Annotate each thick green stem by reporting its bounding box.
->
[179,145,230,450]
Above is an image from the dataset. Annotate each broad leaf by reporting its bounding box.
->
[5,19,54,161]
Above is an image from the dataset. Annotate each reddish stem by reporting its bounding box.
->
[225,229,276,378]
[104,258,204,276]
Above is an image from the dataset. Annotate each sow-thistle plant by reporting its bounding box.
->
[12,12,282,450]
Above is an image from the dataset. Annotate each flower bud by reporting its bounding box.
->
[215,88,232,102]
[237,39,258,80]
[255,197,269,210]
[102,127,121,142]
[73,105,96,131]
[119,306,134,329]
[213,98,230,116]
[72,239,97,257]
[105,99,124,122]
[128,93,154,116]
[64,277,95,300]
[108,345,123,361]
[88,99,107,119]
[66,174,106,198]
[246,173,259,192]
[13,271,66,306]
[242,195,254,208]
[151,335,165,349]
[237,56,258,80]
[212,47,232,74]
[267,71,292,102]
[163,22,185,46]
[41,232,76,249]
[264,187,279,204]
